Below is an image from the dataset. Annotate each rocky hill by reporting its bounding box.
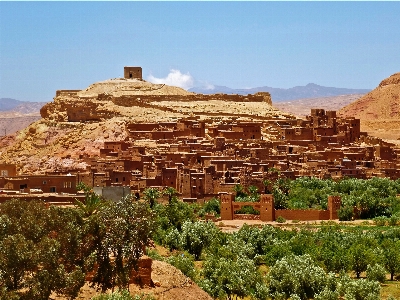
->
[190,83,370,101]
[339,72,400,141]
[0,78,289,174]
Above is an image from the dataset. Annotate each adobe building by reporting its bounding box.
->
[124,67,142,80]
[0,164,17,177]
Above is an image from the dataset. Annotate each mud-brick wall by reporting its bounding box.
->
[275,209,330,221]
[85,256,152,286]
[129,255,152,286]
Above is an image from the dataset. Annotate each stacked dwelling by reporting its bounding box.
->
[1,108,399,203]
[55,109,400,201]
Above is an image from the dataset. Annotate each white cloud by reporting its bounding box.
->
[203,83,215,90]
[147,69,194,90]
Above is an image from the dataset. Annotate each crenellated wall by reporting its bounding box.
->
[220,193,341,222]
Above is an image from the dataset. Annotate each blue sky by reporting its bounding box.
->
[1,2,399,102]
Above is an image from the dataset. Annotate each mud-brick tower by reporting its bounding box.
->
[220,193,234,220]
[328,196,341,220]
[124,67,142,80]
[260,194,275,221]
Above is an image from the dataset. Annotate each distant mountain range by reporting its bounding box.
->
[189,83,371,102]
[0,98,47,114]
[0,98,46,135]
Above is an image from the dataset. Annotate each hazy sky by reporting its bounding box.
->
[1,2,399,102]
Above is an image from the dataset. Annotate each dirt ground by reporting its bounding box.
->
[216,218,373,233]
[52,260,212,300]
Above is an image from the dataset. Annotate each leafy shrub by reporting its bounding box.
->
[338,205,354,221]
[92,290,155,300]
[200,254,264,300]
[343,278,380,300]
[388,214,399,226]
[164,227,181,251]
[314,288,339,300]
[199,198,220,217]
[366,264,386,283]
[267,254,328,300]
[373,216,388,226]
[179,221,219,260]
[276,216,286,223]
[145,248,164,261]
[167,252,196,280]
[92,290,134,300]
[235,205,260,215]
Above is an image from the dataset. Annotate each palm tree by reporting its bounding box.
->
[143,187,160,208]
[163,187,178,204]
[75,183,105,217]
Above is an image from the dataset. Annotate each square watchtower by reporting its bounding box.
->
[124,67,142,80]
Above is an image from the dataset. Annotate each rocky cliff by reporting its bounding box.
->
[339,72,400,141]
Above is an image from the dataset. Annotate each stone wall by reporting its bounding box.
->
[113,92,272,106]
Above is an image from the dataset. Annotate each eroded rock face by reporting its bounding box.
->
[254,92,272,105]
[339,72,400,141]
[379,72,400,88]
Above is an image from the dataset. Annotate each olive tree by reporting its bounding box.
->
[89,196,156,291]
[267,254,328,300]
[0,199,85,299]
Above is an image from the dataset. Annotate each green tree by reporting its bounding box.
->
[199,197,221,217]
[180,220,219,260]
[248,185,260,201]
[89,196,156,291]
[233,184,246,200]
[382,239,400,280]
[349,241,377,279]
[75,183,106,217]
[163,187,178,203]
[0,199,85,299]
[167,252,196,280]
[0,234,35,290]
[200,255,264,300]
[267,254,328,300]
[340,277,380,300]
[366,264,386,283]
[143,188,161,209]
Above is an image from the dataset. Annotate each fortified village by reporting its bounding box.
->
[1,67,400,221]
